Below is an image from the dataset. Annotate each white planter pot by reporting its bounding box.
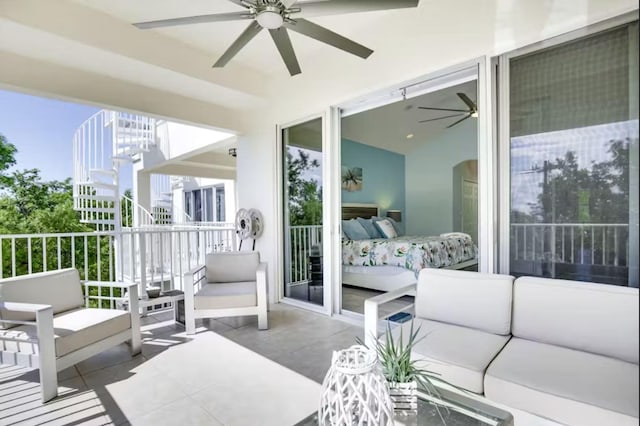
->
[388,380,418,416]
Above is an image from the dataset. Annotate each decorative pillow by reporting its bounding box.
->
[386,217,403,236]
[374,219,398,239]
[342,219,371,241]
[357,217,382,239]
[372,216,402,237]
[440,232,472,240]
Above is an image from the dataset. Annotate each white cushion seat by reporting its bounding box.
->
[194,282,257,310]
[392,318,511,393]
[1,308,131,358]
[485,338,639,426]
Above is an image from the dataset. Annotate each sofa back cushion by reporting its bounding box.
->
[205,251,260,283]
[512,277,639,364]
[415,269,515,335]
[0,268,84,329]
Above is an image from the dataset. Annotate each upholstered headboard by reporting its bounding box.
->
[342,203,379,220]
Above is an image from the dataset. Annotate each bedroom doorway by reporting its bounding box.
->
[280,116,327,309]
[337,67,483,316]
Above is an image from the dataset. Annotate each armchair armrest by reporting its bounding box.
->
[364,283,416,349]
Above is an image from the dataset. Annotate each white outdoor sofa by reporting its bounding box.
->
[0,268,141,402]
[364,268,639,426]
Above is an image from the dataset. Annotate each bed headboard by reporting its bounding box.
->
[342,203,379,220]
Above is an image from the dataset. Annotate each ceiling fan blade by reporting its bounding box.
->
[418,106,469,113]
[269,28,302,76]
[133,11,252,29]
[457,92,477,111]
[446,114,472,128]
[284,19,373,59]
[419,113,465,123]
[213,21,262,68]
[291,0,419,17]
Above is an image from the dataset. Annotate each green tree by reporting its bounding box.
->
[529,139,630,224]
[287,148,322,226]
[0,132,17,187]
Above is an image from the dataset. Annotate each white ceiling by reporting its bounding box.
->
[73,0,411,77]
[342,80,478,154]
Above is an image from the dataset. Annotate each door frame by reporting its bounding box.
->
[276,112,332,315]
[328,56,495,317]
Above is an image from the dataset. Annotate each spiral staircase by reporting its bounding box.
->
[73,110,160,230]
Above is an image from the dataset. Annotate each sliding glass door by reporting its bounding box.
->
[281,117,325,306]
[501,19,639,287]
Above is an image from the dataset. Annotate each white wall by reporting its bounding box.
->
[405,119,477,236]
[236,2,638,304]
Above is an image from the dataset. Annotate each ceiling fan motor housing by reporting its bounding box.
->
[256,5,284,29]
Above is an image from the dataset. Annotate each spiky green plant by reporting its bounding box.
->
[358,320,449,422]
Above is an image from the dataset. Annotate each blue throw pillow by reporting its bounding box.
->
[342,219,371,241]
[357,217,382,239]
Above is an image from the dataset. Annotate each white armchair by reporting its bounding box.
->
[0,268,141,402]
[183,251,268,334]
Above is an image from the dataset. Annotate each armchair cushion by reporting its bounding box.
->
[195,282,257,310]
[0,308,131,357]
[205,252,260,283]
[0,269,84,329]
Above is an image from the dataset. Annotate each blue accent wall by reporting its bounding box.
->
[341,139,405,227]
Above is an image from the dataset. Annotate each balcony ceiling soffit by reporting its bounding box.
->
[0,0,269,110]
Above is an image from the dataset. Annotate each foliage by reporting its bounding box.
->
[358,321,450,421]
[365,322,439,388]
[512,138,631,224]
[0,133,17,186]
[287,148,322,226]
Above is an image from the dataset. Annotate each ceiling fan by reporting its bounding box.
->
[133,0,420,76]
[418,92,478,128]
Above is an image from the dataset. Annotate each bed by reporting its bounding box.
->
[341,204,478,292]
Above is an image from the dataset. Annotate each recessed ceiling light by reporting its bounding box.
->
[406,134,414,139]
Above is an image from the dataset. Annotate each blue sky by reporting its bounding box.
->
[0,90,99,182]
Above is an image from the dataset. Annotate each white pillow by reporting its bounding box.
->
[375,219,398,239]
[440,232,472,240]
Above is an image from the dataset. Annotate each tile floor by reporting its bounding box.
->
[0,304,365,426]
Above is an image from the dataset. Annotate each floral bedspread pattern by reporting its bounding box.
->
[342,235,477,275]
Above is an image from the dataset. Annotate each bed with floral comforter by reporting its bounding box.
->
[342,234,477,276]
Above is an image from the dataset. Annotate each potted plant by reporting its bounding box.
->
[360,321,445,419]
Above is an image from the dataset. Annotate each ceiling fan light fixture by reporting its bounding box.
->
[256,8,284,29]
[471,111,479,118]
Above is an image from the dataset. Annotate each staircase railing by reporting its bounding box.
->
[72,110,157,231]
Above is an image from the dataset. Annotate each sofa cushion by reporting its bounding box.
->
[390,318,510,393]
[205,252,260,283]
[195,282,257,309]
[415,269,514,335]
[1,308,131,357]
[513,277,639,364]
[485,337,639,425]
[0,269,84,329]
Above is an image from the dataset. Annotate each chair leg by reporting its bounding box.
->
[258,310,268,330]
[36,307,58,402]
[185,310,196,335]
[130,329,142,356]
